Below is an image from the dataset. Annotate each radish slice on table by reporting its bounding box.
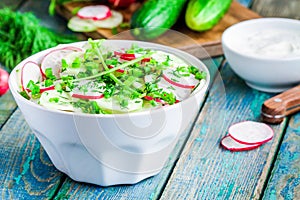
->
[228,121,274,145]
[91,10,123,29]
[221,135,261,151]
[41,47,82,78]
[77,5,112,20]
[21,61,42,91]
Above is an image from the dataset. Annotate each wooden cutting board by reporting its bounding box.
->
[56,1,261,58]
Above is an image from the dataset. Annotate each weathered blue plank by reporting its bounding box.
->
[159,62,287,199]
[0,109,65,199]
[263,113,300,200]
[238,0,253,7]
[0,91,17,129]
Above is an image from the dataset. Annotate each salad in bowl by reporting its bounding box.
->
[18,39,206,114]
[9,39,210,186]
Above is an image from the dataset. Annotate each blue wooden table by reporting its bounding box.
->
[0,0,299,199]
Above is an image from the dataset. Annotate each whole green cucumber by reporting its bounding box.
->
[185,0,232,31]
[130,0,187,40]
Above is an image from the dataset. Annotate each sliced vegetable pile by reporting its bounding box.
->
[18,39,206,114]
[68,5,123,32]
[0,8,78,72]
[221,121,274,152]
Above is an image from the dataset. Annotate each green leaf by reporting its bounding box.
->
[72,57,81,68]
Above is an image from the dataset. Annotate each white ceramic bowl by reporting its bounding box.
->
[222,18,300,93]
[8,40,210,186]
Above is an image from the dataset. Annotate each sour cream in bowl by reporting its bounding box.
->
[222,18,300,93]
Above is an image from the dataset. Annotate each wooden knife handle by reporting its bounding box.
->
[261,85,300,124]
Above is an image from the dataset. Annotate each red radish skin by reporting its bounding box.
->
[72,93,104,99]
[228,121,274,145]
[162,74,195,89]
[114,51,123,56]
[77,5,112,20]
[120,53,135,61]
[40,86,55,93]
[0,68,9,96]
[141,58,151,63]
[221,135,261,152]
[143,96,166,105]
[108,65,125,73]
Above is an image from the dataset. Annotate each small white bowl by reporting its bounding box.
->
[9,40,210,186]
[222,18,300,93]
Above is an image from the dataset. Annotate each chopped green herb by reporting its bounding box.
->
[72,57,81,68]
[62,59,68,71]
[111,27,118,35]
[45,68,56,80]
[171,78,179,82]
[26,80,40,96]
[19,91,30,100]
[45,79,53,87]
[49,97,59,103]
[195,71,207,80]
[119,22,130,29]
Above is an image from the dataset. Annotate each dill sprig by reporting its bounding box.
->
[0,8,78,72]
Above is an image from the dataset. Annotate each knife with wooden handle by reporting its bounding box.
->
[261,85,300,124]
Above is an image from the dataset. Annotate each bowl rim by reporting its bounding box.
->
[222,17,300,61]
[9,39,210,118]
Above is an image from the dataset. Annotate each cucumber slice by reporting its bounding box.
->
[95,97,143,113]
[39,90,74,111]
[68,16,97,32]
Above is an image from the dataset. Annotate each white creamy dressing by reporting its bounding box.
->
[235,29,300,58]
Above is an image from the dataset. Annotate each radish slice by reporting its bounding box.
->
[221,135,261,151]
[77,5,112,21]
[120,53,135,61]
[162,68,198,89]
[40,85,55,93]
[108,65,125,73]
[228,121,274,145]
[91,10,123,29]
[72,93,104,100]
[95,96,143,113]
[40,90,74,111]
[21,61,42,91]
[71,80,106,100]
[141,58,151,62]
[41,47,82,78]
[144,95,165,104]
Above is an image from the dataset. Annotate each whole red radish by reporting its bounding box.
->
[0,68,9,96]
